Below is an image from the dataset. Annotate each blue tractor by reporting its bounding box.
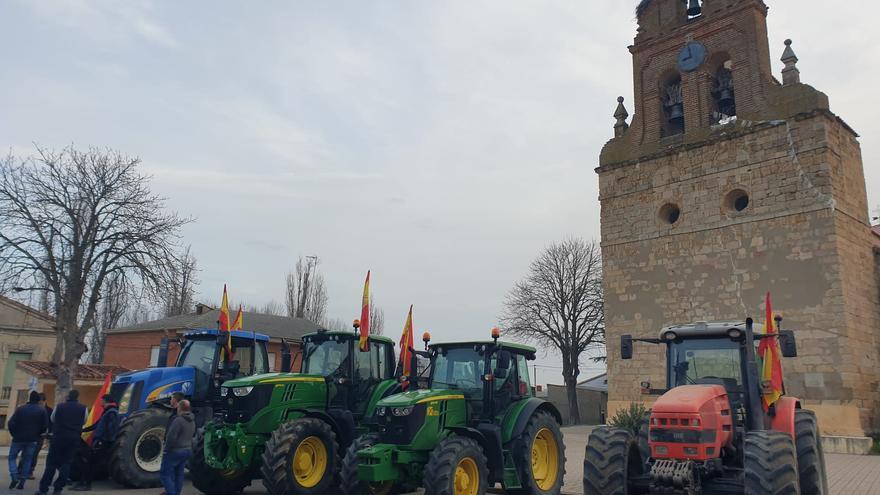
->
[106,328,281,488]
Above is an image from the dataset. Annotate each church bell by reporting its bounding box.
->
[686,0,702,16]
[667,103,684,124]
[718,88,735,107]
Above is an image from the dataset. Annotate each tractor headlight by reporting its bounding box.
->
[392,406,414,417]
[376,407,387,416]
[232,386,254,397]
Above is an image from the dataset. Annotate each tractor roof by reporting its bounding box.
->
[184,328,270,342]
[302,330,395,345]
[430,341,537,355]
[659,321,746,339]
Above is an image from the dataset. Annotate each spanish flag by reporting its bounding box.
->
[359,271,371,351]
[231,305,243,330]
[83,374,113,446]
[219,285,233,359]
[399,305,414,388]
[758,292,784,410]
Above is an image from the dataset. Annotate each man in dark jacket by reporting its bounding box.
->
[159,400,195,495]
[38,390,87,495]
[71,395,119,491]
[7,390,49,489]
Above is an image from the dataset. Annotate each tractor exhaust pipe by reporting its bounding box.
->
[742,318,767,431]
[157,337,169,368]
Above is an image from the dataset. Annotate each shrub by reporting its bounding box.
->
[608,402,649,436]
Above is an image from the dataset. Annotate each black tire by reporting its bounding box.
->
[582,427,644,495]
[340,434,403,495]
[509,411,566,495]
[743,430,800,495]
[260,418,340,495]
[795,410,829,495]
[109,408,170,488]
[189,430,253,495]
[423,436,489,495]
[636,415,650,464]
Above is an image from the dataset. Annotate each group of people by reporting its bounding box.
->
[6,389,195,495]
[6,389,118,494]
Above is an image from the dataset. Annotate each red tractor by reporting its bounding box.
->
[583,319,828,494]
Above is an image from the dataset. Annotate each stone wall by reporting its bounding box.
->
[599,112,880,436]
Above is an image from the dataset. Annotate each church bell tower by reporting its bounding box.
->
[598,0,880,436]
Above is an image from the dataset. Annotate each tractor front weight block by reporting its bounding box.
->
[356,444,425,483]
[204,423,264,471]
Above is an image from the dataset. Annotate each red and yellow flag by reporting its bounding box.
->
[758,292,784,410]
[219,285,231,331]
[399,305,414,388]
[359,271,371,351]
[231,305,243,330]
[83,374,113,446]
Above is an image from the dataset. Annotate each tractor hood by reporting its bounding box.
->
[112,366,196,403]
[378,389,464,408]
[221,372,326,388]
[653,384,729,414]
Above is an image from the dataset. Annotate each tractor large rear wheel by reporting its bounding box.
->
[423,436,488,495]
[582,427,644,495]
[509,411,565,495]
[109,408,169,488]
[189,431,253,495]
[795,410,829,495]
[743,430,800,495]
[260,417,340,495]
[340,434,404,495]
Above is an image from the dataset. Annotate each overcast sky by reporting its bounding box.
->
[2,1,877,385]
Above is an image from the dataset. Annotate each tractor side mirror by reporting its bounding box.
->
[778,330,798,358]
[281,341,292,372]
[157,337,169,368]
[621,335,634,360]
[494,350,511,378]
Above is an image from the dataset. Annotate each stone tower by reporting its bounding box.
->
[598,0,880,436]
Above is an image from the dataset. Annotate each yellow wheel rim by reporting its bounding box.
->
[291,436,328,488]
[454,457,479,495]
[531,428,559,491]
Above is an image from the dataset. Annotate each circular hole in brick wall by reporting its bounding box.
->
[724,189,750,213]
[658,203,681,225]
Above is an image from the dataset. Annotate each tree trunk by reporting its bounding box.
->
[565,375,581,425]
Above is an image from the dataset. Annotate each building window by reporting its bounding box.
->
[149,346,160,367]
[659,203,682,225]
[268,353,276,372]
[0,415,6,429]
[724,189,750,213]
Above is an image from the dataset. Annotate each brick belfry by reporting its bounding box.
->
[598,0,880,437]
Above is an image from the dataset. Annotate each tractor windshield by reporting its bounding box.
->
[668,338,742,388]
[177,338,218,374]
[302,338,351,377]
[430,347,486,399]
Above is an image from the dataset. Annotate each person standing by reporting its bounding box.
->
[38,390,87,495]
[23,394,53,480]
[71,395,119,491]
[159,400,194,495]
[7,390,49,489]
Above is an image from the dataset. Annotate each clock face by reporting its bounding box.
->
[677,42,707,72]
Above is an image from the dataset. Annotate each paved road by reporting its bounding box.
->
[2,427,877,495]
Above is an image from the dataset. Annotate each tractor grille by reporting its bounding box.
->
[377,405,427,445]
[650,428,717,444]
[223,384,274,424]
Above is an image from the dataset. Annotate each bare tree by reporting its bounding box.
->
[85,272,128,364]
[369,297,385,335]
[285,256,328,323]
[0,146,190,400]
[322,317,351,332]
[163,245,198,317]
[243,300,285,316]
[499,238,605,425]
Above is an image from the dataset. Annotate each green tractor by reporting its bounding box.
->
[189,330,401,495]
[342,330,566,495]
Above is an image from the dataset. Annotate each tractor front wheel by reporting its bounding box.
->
[509,411,565,495]
[743,430,800,495]
[109,407,169,488]
[582,427,644,495]
[423,436,488,495]
[340,434,404,495]
[189,431,253,495]
[795,410,829,495]
[260,417,340,495]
